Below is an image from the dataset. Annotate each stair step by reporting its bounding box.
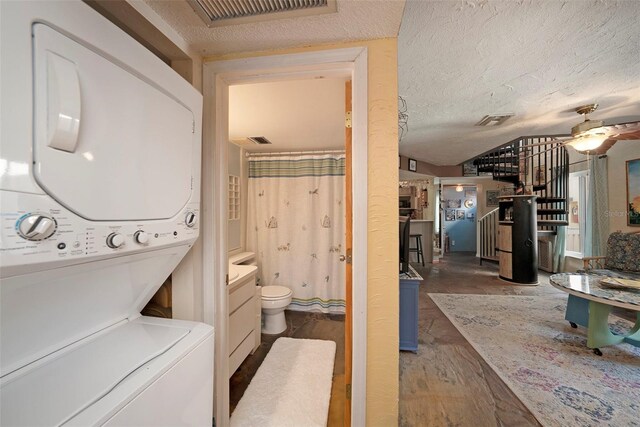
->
[474,157,519,166]
[537,209,567,215]
[537,220,569,226]
[536,197,566,203]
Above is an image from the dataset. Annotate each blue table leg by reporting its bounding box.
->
[565,294,589,327]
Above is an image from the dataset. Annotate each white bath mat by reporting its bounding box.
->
[230,337,336,427]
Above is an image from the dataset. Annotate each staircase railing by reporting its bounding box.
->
[479,208,499,264]
[471,135,570,228]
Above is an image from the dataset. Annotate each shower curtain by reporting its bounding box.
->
[247,153,346,313]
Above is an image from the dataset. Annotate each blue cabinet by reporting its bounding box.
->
[399,266,423,352]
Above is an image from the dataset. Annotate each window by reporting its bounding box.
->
[228,175,240,220]
[565,170,589,257]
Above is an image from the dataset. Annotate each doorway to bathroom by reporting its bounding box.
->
[203,48,367,427]
[227,77,348,422]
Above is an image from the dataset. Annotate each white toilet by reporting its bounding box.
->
[261,285,293,334]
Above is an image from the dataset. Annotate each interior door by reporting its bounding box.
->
[344,80,353,427]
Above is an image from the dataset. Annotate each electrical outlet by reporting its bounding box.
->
[452,240,455,245]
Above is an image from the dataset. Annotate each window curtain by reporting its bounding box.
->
[246,153,346,313]
[584,156,609,257]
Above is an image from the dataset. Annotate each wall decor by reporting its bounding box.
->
[464,199,475,208]
[627,158,640,226]
[467,211,475,220]
[445,209,456,221]
[463,163,477,176]
[446,199,462,209]
[456,210,465,220]
[464,190,476,198]
[408,158,417,172]
[486,190,500,207]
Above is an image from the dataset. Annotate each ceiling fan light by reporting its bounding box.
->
[567,134,607,152]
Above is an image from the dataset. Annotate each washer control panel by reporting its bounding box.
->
[1,191,199,272]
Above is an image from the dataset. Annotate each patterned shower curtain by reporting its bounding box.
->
[247,153,346,313]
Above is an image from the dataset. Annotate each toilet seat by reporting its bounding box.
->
[262,286,292,300]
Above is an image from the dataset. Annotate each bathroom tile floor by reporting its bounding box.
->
[229,310,345,425]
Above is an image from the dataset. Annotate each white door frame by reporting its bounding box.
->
[202,47,368,426]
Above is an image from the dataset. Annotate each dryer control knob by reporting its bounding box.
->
[134,230,149,244]
[185,212,197,228]
[17,214,57,241]
[106,233,125,249]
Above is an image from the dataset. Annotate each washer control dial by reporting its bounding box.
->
[134,230,149,245]
[185,212,197,228]
[17,214,57,241]
[106,233,125,249]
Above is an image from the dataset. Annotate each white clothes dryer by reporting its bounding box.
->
[0,2,213,425]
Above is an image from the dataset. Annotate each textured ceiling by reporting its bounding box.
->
[144,0,406,56]
[229,78,346,152]
[398,0,640,165]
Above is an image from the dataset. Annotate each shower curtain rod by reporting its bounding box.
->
[245,149,346,157]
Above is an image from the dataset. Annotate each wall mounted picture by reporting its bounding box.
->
[445,209,456,221]
[456,210,465,220]
[408,158,417,172]
[467,211,475,220]
[463,163,477,176]
[627,158,640,226]
[486,190,499,207]
[464,190,476,198]
[464,198,475,208]
[446,199,462,209]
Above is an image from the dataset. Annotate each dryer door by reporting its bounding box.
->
[32,24,195,221]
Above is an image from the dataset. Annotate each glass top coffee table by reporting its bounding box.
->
[549,273,640,356]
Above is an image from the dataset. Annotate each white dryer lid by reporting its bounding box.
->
[32,24,195,221]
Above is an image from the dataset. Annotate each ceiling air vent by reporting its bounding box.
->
[187,0,337,27]
[248,136,273,145]
[475,114,514,127]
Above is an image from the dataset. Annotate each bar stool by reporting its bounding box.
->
[409,234,425,266]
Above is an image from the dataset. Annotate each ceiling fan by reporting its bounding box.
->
[559,103,640,155]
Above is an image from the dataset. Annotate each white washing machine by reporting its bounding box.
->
[0,2,213,426]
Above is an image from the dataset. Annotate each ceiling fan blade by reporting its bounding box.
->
[599,121,640,138]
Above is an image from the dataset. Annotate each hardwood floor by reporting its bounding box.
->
[229,311,345,423]
[399,252,554,427]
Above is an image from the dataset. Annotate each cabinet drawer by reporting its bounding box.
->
[499,251,513,279]
[229,299,255,353]
[229,277,255,314]
[498,225,512,252]
[229,330,255,378]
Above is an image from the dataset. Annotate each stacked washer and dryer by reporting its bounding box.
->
[1,2,213,425]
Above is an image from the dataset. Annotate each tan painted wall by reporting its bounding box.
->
[606,141,640,233]
[399,154,462,177]
[205,39,400,425]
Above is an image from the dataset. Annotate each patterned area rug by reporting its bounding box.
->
[430,293,640,427]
